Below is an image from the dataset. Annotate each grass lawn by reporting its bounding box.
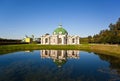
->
[0,44,120,57]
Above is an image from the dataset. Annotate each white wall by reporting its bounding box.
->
[41,34,80,45]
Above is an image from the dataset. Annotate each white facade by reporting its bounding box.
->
[40,25,80,45]
[40,50,79,67]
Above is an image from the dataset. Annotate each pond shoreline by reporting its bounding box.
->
[0,44,120,57]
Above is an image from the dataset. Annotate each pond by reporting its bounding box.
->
[0,50,120,81]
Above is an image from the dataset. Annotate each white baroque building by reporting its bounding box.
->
[40,25,80,45]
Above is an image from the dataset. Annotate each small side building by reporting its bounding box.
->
[25,37,33,43]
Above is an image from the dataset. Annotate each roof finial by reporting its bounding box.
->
[58,24,62,28]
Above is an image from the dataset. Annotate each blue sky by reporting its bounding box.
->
[0,0,120,39]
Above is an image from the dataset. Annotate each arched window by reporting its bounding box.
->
[53,39,55,42]
[45,38,48,43]
[72,38,75,43]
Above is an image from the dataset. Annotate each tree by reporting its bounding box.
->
[92,18,120,44]
[88,36,92,43]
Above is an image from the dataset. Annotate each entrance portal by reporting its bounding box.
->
[58,38,62,44]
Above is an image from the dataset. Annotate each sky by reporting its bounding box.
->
[0,0,120,39]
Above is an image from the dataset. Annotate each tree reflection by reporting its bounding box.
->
[95,53,120,80]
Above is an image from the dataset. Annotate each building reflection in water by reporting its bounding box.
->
[40,50,80,67]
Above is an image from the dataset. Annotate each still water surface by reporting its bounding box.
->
[0,50,120,81]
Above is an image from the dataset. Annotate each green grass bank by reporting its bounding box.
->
[0,44,120,57]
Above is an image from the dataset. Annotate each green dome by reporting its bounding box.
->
[54,59,67,67]
[53,25,68,35]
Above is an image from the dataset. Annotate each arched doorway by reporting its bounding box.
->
[45,50,48,55]
[45,38,48,43]
[58,38,62,44]
[72,38,75,43]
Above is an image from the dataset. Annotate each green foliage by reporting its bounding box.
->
[88,36,93,43]
[80,36,94,44]
[93,18,120,44]
[80,37,89,44]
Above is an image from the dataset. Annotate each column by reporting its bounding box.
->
[41,37,42,44]
[77,37,80,44]
[62,37,65,44]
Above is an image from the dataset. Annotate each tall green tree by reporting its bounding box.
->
[88,36,92,43]
[93,18,120,44]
